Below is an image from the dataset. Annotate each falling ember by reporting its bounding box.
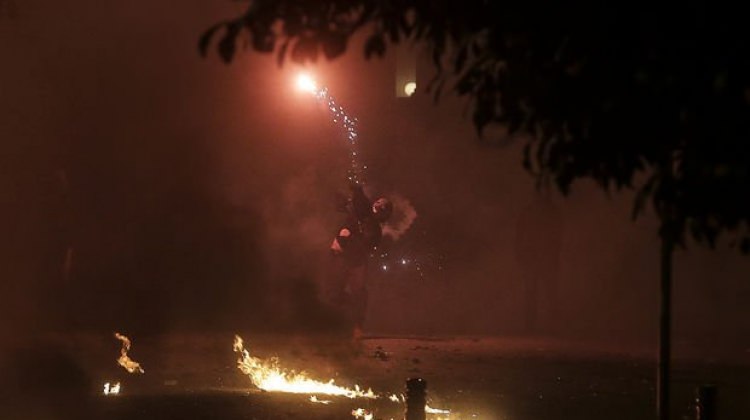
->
[309,395,332,404]
[114,332,144,374]
[351,408,374,420]
[103,382,121,396]
[233,335,377,399]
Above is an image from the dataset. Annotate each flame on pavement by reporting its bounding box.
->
[309,395,332,404]
[233,335,376,399]
[115,332,144,374]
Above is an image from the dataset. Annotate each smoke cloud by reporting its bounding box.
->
[382,193,417,241]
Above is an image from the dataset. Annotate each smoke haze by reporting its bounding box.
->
[1,0,750,365]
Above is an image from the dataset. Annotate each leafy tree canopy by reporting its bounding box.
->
[201,1,750,251]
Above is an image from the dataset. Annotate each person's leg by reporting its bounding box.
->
[345,265,368,339]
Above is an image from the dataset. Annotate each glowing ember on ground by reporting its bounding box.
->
[351,408,374,419]
[233,335,377,399]
[103,382,121,396]
[309,395,332,404]
[114,332,144,374]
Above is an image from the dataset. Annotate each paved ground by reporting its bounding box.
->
[2,333,749,419]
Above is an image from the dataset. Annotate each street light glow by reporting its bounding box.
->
[404,81,417,96]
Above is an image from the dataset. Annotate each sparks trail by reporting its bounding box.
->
[316,88,365,185]
[322,89,367,184]
[296,74,366,184]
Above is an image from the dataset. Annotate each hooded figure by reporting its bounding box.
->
[326,182,392,338]
[330,183,392,265]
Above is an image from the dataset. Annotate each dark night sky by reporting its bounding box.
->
[2,0,750,356]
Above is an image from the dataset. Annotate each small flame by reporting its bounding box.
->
[351,408,374,420]
[114,332,144,374]
[103,382,121,396]
[309,395,332,404]
[233,335,376,399]
[389,393,405,403]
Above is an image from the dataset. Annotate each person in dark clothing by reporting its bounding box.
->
[326,182,392,338]
[331,183,392,261]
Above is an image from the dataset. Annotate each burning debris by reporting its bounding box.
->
[103,382,121,396]
[232,336,453,417]
[233,335,376,399]
[114,332,144,374]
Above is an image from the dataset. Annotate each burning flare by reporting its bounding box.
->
[114,332,144,374]
[295,73,319,94]
[233,335,376,399]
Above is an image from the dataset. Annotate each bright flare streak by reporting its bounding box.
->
[103,382,121,396]
[296,73,319,94]
[233,335,377,399]
[309,395,332,404]
[114,332,144,374]
[351,408,374,420]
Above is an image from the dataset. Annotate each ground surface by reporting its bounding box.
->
[2,333,749,419]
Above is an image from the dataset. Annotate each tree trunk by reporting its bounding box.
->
[657,234,674,420]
